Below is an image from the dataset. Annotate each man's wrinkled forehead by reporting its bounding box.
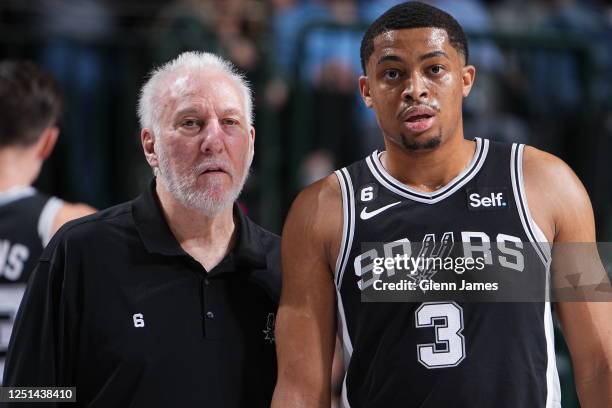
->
[164,70,240,100]
[160,70,245,114]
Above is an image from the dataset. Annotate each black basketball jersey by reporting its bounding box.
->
[0,187,62,384]
[333,138,561,408]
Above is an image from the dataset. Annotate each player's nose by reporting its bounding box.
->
[402,73,428,102]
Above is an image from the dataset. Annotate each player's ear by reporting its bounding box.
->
[36,126,59,159]
[359,75,374,108]
[141,128,159,168]
[461,64,476,98]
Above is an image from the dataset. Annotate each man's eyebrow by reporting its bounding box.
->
[419,51,449,61]
[174,108,200,118]
[377,55,403,65]
[222,108,242,116]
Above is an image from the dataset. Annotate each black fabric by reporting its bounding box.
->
[0,191,49,284]
[0,190,50,384]
[3,179,281,407]
[337,139,553,408]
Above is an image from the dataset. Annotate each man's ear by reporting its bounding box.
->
[141,128,159,168]
[461,64,476,98]
[249,125,255,145]
[248,126,255,167]
[359,75,373,108]
[35,126,59,160]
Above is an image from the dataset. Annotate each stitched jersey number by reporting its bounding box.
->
[415,302,466,368]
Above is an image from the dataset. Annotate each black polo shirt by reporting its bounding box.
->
[3,180,281,407]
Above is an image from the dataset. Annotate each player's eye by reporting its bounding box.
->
[383,69,402,80]
[429,65,444,75]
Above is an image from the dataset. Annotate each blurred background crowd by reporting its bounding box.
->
[1,1,612,404]
[1,0,611,233]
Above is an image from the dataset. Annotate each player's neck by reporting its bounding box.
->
[381,136,476,193]
[0,148,39,191]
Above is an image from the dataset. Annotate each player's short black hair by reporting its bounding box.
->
[360,1,469,74]
[0,60,62,148]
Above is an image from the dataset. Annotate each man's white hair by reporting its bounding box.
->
[137,51,253,134]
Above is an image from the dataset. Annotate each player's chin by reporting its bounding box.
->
[400,132,442,151]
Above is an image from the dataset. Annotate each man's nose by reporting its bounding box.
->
[200,120,225,154]
[401,73,428,102]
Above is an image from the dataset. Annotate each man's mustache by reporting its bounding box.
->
[194,160,234,176]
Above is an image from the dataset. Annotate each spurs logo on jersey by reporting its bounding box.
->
[333,139,561,408]
[354,231,525,290]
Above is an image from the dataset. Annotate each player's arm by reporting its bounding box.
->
[524,147,612,407]
[51,202,96,236]
[272,175,342,408]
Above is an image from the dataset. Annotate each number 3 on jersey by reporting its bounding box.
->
[415,302,466,369]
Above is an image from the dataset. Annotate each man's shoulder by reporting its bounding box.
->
[521,145,592,241]
[239,217,282,301]
[522,145,580,191]
[523,145,566,171]
[293,173,342,211]
[250,221,280,253]
[59,200,133,235]
[41,200,136,260]
[245,217,281,267]
[284,174,344,264]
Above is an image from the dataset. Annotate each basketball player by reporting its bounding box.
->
[272,2,612,407]
[0,60,95,383]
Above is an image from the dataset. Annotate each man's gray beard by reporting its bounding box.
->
[156,153,250,217]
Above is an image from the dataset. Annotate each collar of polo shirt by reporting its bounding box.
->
[132,178,267,270]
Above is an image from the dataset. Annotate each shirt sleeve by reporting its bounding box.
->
[3,235,79,392]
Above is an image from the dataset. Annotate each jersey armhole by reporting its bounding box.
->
[510,144,552,266]
[38,197,64,247]
[512,144,561,407]
[333,169,355,288]
[332,169,356,405]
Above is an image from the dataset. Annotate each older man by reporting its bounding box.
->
[3,52,280,407]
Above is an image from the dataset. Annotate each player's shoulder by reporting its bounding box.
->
[284,174,343,243]
[522,145,572,176]
[521,145,591,218]
[522,145,583,192]
[303,172,342,197]
[290,173,342,218]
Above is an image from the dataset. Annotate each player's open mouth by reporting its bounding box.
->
[400,106,437,133]
[406,114,433,122]
[403,114,435,133]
